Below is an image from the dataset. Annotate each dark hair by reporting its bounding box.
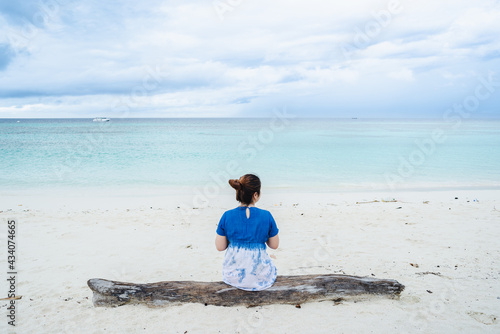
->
[228,174,261,205]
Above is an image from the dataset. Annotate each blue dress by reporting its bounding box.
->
[216,207,279,291]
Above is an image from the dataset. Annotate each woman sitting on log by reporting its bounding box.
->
[215,174,280,291]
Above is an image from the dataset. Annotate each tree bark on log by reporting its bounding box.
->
[87,274,404,307]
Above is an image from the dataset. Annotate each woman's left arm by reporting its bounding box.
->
[215,234,228,251]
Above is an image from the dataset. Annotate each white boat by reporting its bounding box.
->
[93,117,110,122]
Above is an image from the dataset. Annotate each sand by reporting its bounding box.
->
[0,189,499,333]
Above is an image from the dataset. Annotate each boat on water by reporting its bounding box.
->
[93,117,110,122]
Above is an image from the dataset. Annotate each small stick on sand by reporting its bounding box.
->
[0,296,22,301]
[416,272,442,276]
[356,199,399,204]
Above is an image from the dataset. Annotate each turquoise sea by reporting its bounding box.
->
[1,118,499,194]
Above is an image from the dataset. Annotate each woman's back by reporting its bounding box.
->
[215,174,279,291]
[217,207,278,245]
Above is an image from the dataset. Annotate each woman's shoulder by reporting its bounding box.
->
[223,207,244,215]
[254,207,273,216]
[254,206,268,212]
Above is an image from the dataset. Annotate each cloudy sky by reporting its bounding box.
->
[1,0,499,118]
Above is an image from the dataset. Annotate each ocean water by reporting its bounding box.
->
[1,118,499,194]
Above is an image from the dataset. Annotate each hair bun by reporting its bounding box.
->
[228,174,261,205]
[228,179,241,190]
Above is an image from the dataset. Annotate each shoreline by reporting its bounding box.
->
[2,186,499,211]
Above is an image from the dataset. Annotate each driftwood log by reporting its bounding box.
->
[87,274,404,307]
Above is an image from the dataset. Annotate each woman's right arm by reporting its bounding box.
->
[216,212,228,251]
[215,234,228,251]
[266,234,279,250]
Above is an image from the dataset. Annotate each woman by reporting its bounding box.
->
[215,174,279,291]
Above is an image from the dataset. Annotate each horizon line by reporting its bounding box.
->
[1,116,500,120]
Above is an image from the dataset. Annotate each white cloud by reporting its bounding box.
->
[0,0,499,117]
[387,68,414,81]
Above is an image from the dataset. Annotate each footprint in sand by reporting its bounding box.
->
[467,311,498,325]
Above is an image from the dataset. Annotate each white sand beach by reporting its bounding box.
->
[1,189,499,333]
